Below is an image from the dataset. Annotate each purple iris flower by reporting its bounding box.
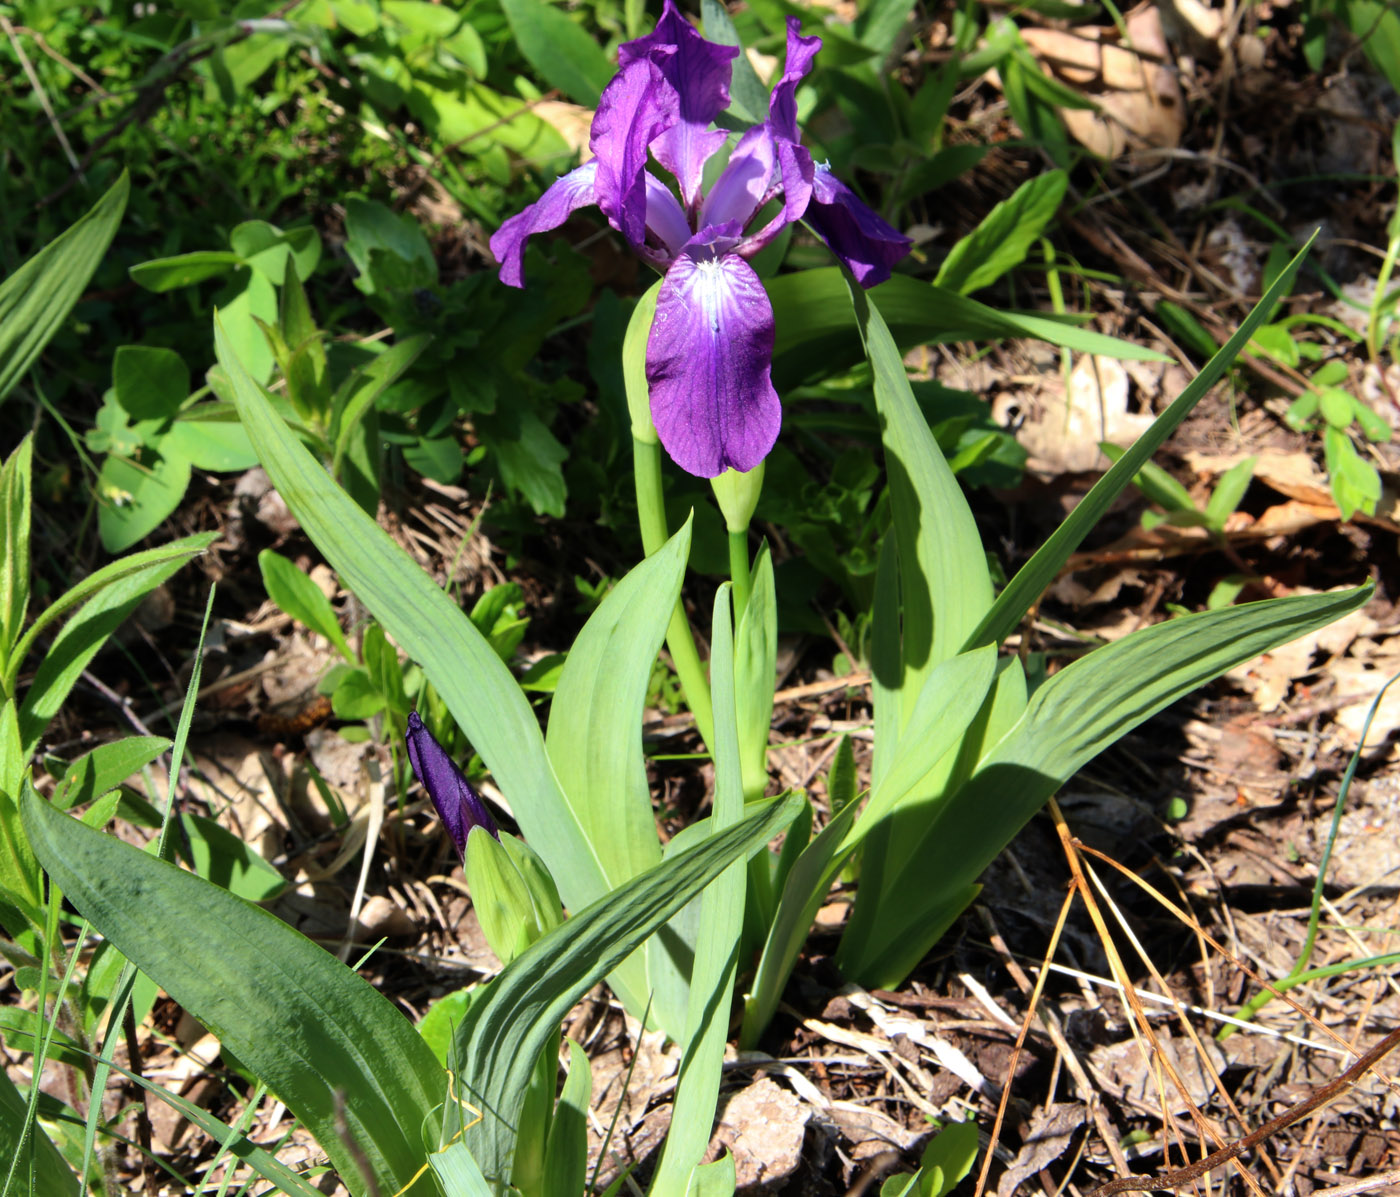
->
[489,1,911,478]
[405,711,500,855]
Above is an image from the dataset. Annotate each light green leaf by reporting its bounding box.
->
[113,345,191,422]
[769,270,1168,388]
[542,1039,591,1197]
[846,273,992,705]
[96,446,192,553]
[21,785,446,1196]
[0,437,32,679]
[545,523,688,1019]
[129,250,241,292]
[851,583,1374,987]
[0,173,128,403]
[967,237,1317,651]
[918,1118,979,1197]
[1204,455,1257,530]
[258,550,354,663]
[17,536,214,753]
[50,735,170,811]
[455,796,802,1186]
[650,587,746,1194]
[180,813,287,902]
[702,0,768,123]
[216,316,615,944]
[0,1066,79,1197]
[500,0,614,105]
[735,546,776,801]
[935,171,1067,295]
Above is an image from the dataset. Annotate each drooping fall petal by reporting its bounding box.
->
[805,165,912,288]
[591,57,680,249]
[647,225,781,477]
[489,161,600,288]
[619,0,737,208]
[406,711,500,855]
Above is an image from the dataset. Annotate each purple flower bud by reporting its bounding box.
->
[405,711,500,855]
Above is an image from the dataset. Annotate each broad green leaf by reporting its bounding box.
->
[856,0,915,53]
[113,345,191,422]
[455,795,802,1186]
[258,550,354,663]
[846,273,991,705]
[21,785,445,1196]
[543,1039,590,1197]
[6,535,215,696]
[216,317,615,941]
[769,269,1167,389]
[500,0,614,105]
[96,446,192,553]
[650,587,746,1194]
[229,221,321,286]
[0,1066,79,1197]
[17,536,214,753]
[545,524,688,1018]
[0,173,128,403]
[1204,455,1257,530]
[935,171,1067,295]
[0,701,42,928]
[0,437,32,680]
[180,812,287,902]
[331,334,430,477]
[967,237,1317,651]
[163,407,261,471]
[428,1143,493,1197]
[850,583,1373,987]
[51,735,170,810]
[129,250,241,292]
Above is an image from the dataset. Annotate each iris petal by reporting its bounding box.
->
[647,227,781,477]
[489,160,600,288]
[701,124,775,229]
[806,165,912,288]
[406,712,500,856]
[645,173,691,257]
[591,58,680,249]
[620,0,737,207]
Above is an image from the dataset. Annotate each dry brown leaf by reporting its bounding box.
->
[1018,4,1184,159]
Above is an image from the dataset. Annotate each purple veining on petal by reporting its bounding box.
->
[805,164,912,288]
[619,0,737,208]
[489,160,600,288]
[591,57,680,249]
[644,173,691,258]
[700,124,775,230]
[647,224,781,477]
[406,712,500,856]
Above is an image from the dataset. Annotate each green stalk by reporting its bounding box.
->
[727,529,752,617]
[633,435,715,753]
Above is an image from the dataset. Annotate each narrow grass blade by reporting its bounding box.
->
[967,237,1317,651]
[217,316,613,921]
[21,790,446,1196]
[0,173,129,403]
[0,436,32,682]
[542,1039,591,1197]
[650,587,746,1193]
[456,794,802,1185]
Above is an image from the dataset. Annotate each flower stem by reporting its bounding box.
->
[633,434,715,753]
[727,529,751,618]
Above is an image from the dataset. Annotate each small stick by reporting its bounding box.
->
[1086,1026,1400,1196]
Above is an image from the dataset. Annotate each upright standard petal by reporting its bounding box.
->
[700,123,775,230]
[591,57,680,249]
[489,160,600,288]
[645,173,691,258]
[620,0,737,208]
[647,226,781,477]
[406,711,500,855]
[806,165,912,288]
[766,19,822,225]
